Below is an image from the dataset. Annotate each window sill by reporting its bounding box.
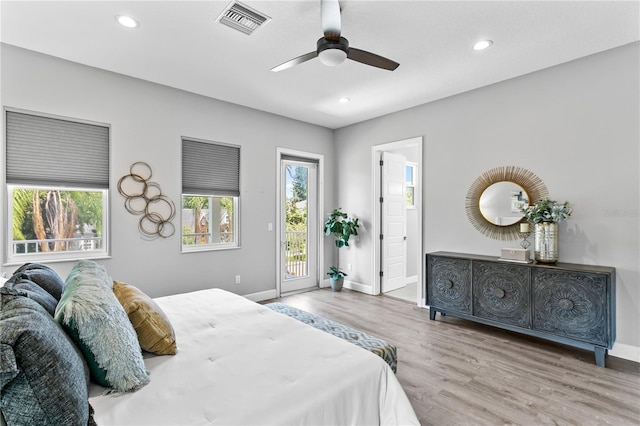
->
[4,252,111,267]
[181,245,240,254]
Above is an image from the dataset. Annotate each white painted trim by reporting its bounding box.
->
[371,137,424,307]
[344,279,374,295]
[404,275,418,286]
[275,148,324,299]
[321,278,374,295]
[610,342,640,363]
[243,289,277,302]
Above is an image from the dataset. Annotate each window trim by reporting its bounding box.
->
[3,108,111,265]
[180,137,241,253]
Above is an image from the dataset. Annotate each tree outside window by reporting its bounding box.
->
[10,186,106,256]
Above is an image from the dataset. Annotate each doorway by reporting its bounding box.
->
[277,149,323,296]
[372,137,423,305]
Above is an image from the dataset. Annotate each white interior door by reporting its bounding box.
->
[280,160,318,294]
[381,152,407,293]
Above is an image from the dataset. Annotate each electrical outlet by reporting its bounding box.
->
[235,275,241,285]
[348,263,352,271]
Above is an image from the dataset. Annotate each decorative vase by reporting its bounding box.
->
[534,222,558,263]
[330,277,344,292]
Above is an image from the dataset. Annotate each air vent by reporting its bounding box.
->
[217,1,270,35]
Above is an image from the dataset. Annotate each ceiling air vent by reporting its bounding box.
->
[217,1,270,35]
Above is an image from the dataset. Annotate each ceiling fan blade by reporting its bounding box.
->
[347,47,399,71]
[271,51,318,72]
[321,0,341,40]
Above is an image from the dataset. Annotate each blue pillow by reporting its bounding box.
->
[0,288,93,425]
[10,263,65,300]
[54,260,149,392]
[4,277,58,316]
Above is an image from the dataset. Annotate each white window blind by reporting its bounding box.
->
[182,138,240,197]
[5,110,109,188]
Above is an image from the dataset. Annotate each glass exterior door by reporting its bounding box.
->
[281,160,317,293]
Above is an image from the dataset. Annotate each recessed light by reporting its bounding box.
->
[473,40,493,51]
[116,15,139,29]
[338,97,351,103]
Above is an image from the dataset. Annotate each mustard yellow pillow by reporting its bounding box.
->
[112,281,177,355]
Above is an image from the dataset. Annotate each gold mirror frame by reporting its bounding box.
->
[465,166,549,241]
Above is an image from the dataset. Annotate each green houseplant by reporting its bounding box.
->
[324,208,360,292]
[522,198,572,224]
[522,198,572,263]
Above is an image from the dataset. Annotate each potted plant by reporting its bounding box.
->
[324,208,360,292]
[521,198,572,263]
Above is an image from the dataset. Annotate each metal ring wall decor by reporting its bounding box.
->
[117,162,176,239]
[465,166,549,241]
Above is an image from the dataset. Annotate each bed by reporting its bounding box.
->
[89,288,418,425]
[1,261,418,425]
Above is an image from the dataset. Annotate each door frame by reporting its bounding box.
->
[371,137,424,306]
[276,148,324,298]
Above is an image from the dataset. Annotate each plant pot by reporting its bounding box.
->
[330,277,344,292]
[534,222,558,263]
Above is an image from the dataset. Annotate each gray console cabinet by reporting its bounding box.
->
[426,251,616,367]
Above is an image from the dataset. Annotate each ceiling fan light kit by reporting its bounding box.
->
[317,37,348,66]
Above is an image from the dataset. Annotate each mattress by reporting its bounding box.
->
[265,302,398,373]
[89,288,419,425]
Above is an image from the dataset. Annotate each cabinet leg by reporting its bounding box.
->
[594,347,607,367]
[429,309,436,320]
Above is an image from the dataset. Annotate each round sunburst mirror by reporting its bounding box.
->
[466,166,549,240]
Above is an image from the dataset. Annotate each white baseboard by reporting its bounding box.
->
[344,279,375,295]
[243,289,277,302]
[320,278,375,295]
[610,342,640,363]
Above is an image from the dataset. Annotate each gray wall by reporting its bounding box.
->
[334,42,640,360]
[2,42,637,361]
[0,44,335,298]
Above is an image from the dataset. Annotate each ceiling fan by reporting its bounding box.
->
[271,0,399,72]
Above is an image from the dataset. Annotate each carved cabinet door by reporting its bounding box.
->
[532,269,609,346]
[473,261,531,328]
[427,256,472,314]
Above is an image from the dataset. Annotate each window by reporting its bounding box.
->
[5,110,110,263]
[181,138,240,251]
[405,162,416,209]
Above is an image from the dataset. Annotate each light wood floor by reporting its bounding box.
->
[270,288,640,426]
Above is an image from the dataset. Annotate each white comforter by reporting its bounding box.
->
[89,289,419,425]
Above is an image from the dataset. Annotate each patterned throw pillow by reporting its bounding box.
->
[0,288,93,425]
[54,260,150,392]
[113,280,177,355]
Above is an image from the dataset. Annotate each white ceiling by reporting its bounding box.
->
[1,1,638,129]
